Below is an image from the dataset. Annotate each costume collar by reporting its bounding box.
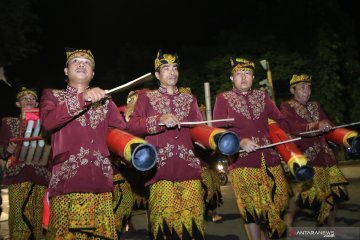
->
[158,85,179,95]
[232,87,252,96]
[66,85,90,94]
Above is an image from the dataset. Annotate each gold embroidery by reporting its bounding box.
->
[87,100,109,129]
[307,102,320,121]
[52,89,83,116]
[223,91,250,119]
[52,88,109,129]
[288,100,320,122]
[173,93,193,120]
[157,144,174,168]
[49,147,90,188]
[146,116,158,134]
[303,143,321,162]
[178,145,200,168]
[49,147,113,189]
[156,144,200,169]
[147,91,193,121]
[248,90,265,119]
[93,150,112,177]
[147,91,170,115]
[223,90,265,120]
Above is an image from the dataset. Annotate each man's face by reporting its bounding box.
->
[231,70,254,92]
[64,57,94,84]
[16,94,38,109]
[155,63,179,88]
[291,82,312,105]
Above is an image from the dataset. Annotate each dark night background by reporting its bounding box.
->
[0,0,359,127]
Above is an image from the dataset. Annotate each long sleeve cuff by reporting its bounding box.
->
[146,115,164,134]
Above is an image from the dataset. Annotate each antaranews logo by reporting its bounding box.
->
[288,228,336,239]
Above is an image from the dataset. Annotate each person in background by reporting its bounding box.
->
[0,87,50,239]
[280,74,349,227]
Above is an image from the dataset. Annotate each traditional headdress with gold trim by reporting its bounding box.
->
[290,74,312,87]
[154,49,180,71]
[16,87,37,101]
[230,57,255,74]
[65,47,95,67]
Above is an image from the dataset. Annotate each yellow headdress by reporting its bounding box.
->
[16,87,37,101]
[290,74,312,87]
[230,57,255,74]
[154,49,180,71]
[65,47,95,67]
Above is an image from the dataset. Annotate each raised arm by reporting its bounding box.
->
[40,89,87,132]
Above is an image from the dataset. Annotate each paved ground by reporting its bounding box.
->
[1,178,359,239]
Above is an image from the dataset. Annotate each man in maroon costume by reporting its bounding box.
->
[0,87,50,239]
[126,50,205,240]
[213,57,291,239]
[281,74,349,227]
[40,48,125,239]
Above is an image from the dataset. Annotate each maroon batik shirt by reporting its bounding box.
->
[0,117,50,186]
[126,86,203,186]
[280,99,337,167]
[213,88,289,169]
[40,85,125,197]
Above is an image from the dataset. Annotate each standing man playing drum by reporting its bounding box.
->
[280,74,349,227]
[40,48,125,239]
[213,57,291,240]
[126,50,206,240]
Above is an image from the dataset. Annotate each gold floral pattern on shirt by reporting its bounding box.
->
[178,144,200,168]
[52,87,109,129]
[157,143,174,168]
[288,99,320,122]
[223,91,250,119]
[248,90,265,119]
[49,147,90,188]
[5,117,20,137]
[223,90,265,120]
[147,91,193,121]
[52,89,83,118]
[49,147,112,188]
[303,143,321,162]
[93,150,112,177]
[87,100,109,129]
[146,115,158,134]
[173,94,194,120]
